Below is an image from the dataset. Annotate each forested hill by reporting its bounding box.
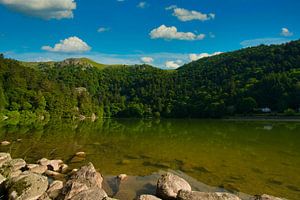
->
[1,40,300,125]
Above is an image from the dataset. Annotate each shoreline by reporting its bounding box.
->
[0,152,287,200]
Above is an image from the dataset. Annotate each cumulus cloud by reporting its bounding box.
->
[42,36,91,53]
[97,27,110,33]
[141,57,154,63]
[0,0,76,20]
[150,25,205,41]
[166,6,215,22]
[281,28,293,37]
[189,52,222,61]
[165,60,183,69]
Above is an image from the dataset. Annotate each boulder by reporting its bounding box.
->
[0,152,12,167]
[45,170,64,180]
[7,172,48,200]
[156,173,191,199]
[177,190,241,200]
[60,164,69,174]
[61,163,103,199]
[138,194,162,200]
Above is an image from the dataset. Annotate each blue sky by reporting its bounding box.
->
[0,0,299,68]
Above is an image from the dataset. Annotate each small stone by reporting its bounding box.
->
[37,158,49,166]
[75,152,86,157]
[59,163,69,174]
[1,141,11,146]
[70,156,85,163]
[117,174,127,181]
[17,139,22,142]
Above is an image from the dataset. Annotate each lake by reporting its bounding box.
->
[0,119,299,199]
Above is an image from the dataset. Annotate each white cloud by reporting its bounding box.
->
[137,2,148,8]
[165,5,177,10]
[281,28,293,37]
[141,57,154,63]
[97,27,110,33]
[42,36,91,53]
[150,25,205,41]
[189,52,222,61]
[165,60,182,69]
[240,38,291,47]
[167,7,215,22]
[0,0,76,20]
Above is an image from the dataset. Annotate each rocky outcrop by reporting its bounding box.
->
[177,190,241,200]
[156,173,192,199]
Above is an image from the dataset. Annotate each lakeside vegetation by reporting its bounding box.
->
[1,40,300,125]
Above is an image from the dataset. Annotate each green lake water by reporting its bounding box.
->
[0,119,300,199]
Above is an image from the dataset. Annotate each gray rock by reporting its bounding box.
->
[138,194,162,200]
[156,173,191,199]
[8,172,48,200]
[177,190,241,200]
[62,163,103,200]
[0,153,12,167]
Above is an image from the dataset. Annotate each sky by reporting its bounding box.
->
[0,0,299,69]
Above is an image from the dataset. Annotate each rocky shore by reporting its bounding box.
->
[0,152,286,200]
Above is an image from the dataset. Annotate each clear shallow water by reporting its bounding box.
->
[0,119,299,199]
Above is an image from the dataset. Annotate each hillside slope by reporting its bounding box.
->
[0,40,300,124]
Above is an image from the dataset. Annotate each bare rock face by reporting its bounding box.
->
[7,172,48,200]
[156,173,191,199]
[177,190,241,200]
[62,162,105,200]
[138,194,162,200]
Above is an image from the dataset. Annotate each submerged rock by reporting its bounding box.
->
[253,194,286,200]
[156,173,191,199]
[177,190,241,200]
[7,172,48,200]
[1,141,11,146]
